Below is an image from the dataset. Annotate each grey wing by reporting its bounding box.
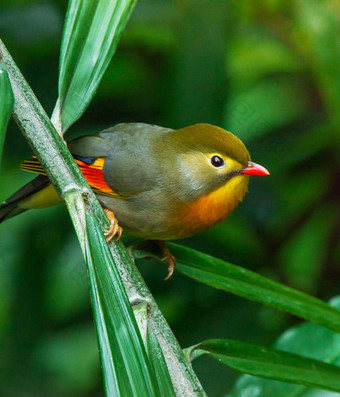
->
[67,123,173,196]
[67,135,109,158]
[100,123,173,195]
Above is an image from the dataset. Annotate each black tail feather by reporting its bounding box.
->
[0,202,27,223]
[0,175,50,223]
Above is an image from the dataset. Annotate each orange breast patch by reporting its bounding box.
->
[182,190,232,232]
[178,176,249,236]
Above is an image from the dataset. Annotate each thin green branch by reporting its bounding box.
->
[0,39,205,396]
[0,40,106,228]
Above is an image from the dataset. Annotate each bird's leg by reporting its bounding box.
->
[154,240,176,280]
[103,208,123,242]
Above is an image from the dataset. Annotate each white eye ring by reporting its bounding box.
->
[210,155,225,168]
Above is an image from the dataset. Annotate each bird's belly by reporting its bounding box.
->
[97,192,179,240]
[97,177,248,240]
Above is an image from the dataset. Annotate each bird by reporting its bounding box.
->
[0,123,269,278]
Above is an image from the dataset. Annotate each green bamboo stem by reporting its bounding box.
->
[0,39,205,396]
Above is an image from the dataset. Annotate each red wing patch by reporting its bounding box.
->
[74,157,119,197]
[21,156,120,198]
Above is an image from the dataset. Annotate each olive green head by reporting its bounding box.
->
[162,123,251,201]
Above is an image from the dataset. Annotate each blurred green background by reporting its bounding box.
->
[0,0,339,396]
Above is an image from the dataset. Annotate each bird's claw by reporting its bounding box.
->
[104,208,123,242]
[163,253,176,281]
[156,240,176,280]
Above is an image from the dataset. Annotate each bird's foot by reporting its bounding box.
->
[155,240,176,280]
[103,208,123,242]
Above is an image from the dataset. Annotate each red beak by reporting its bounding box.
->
[241,161,270,176]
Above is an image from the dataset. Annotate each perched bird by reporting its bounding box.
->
[0,123,269,278]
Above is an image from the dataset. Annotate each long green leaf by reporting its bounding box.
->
[132,242,340,333]
[0,39,205,397]
[147,326,176,397]
[186,339,340,393]
[57,0,137,131]
[131,299,175,396]
[0,64,14,165]
[85,213,158,396]
[229,296,340,397]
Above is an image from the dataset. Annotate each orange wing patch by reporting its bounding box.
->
[74,157,118,197]
[21,156,120,198]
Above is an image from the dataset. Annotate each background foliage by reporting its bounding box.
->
[0,0,339,396]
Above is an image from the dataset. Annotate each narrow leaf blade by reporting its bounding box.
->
[170,243,340,333]
[187,339,340,393]
[132,242,340,333]
[131,298,175,395]
[147,327,176,397]
[0,64,14,165]
[58,0,137,131]
[229,296,340,397]
[85,213,158,396]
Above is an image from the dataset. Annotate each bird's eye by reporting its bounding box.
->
[210,155,224,168]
